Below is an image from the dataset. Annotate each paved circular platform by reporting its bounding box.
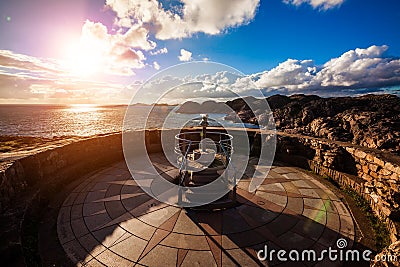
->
[58,154,356,267]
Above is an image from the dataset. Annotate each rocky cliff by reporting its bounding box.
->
[225,94,400,155]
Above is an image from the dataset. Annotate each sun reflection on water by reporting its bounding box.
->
[62,104,105,136]
[0,105,244,138]
[67,104,100,113]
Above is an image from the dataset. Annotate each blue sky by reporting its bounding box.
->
[0,0,399,103]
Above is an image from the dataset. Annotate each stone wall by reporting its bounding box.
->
[0,133,125,264]
[0,129,174,212]
[275,132,400,243]
[309,161,400,243]
[345,147,400,221]
[0,160,27,212]
[0,133,123,212]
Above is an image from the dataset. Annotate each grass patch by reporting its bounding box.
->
[342,187,391,250]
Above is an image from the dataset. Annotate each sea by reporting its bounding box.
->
[0,104,252,138]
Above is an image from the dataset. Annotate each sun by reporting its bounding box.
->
[63,43,103,77]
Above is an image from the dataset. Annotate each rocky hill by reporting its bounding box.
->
[226,94,400,155]
[176,100,231,114]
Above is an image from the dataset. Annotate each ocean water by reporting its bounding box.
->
[0,105,245,138]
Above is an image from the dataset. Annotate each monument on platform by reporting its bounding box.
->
[175,114,237,209]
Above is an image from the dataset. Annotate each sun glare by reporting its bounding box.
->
[63,43,103,77]
[68,104,99,113]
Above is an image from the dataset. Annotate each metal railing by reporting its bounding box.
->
[175,131,236,205]
[219,140,237,200]
[178,140,192,186]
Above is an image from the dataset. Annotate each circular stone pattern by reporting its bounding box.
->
[58,153,356,267]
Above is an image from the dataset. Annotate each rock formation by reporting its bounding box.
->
[176,100,231,114]
[225,94,400,155]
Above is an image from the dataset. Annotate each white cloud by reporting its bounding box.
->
[105,0,260,40]
[153,61,160,70]
[122,25,156,50]
[150,47,168,55]
[236,45,400,95]
[58,0,259,75]
[178,49,192,61]
[77,20,148,76]
[0,71,128,104]
[0,49,133,103]
[283,0,344,10]
[181,0,260,36]
[127,45,400,103]
[314,45,393,87]
[254,59,317,89]
[0,50,60,74]
[1,45,399,104]
[137,72,240,104]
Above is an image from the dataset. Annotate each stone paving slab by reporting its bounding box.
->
[58,154,357,266]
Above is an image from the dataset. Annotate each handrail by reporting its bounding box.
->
[175,131,232,157]
[175,131,233,143]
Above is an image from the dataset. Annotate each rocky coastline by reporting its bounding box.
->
[226,94,400,155]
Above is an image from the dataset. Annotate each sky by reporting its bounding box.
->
[0,0,399,104]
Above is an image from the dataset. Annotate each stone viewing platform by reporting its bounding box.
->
[0,128,399,266]
[58,154,355,266]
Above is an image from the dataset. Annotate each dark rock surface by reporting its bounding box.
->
[225,94,400,155]
[176,100,231,114]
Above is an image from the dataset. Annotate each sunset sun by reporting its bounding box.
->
[64,42,103,77]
